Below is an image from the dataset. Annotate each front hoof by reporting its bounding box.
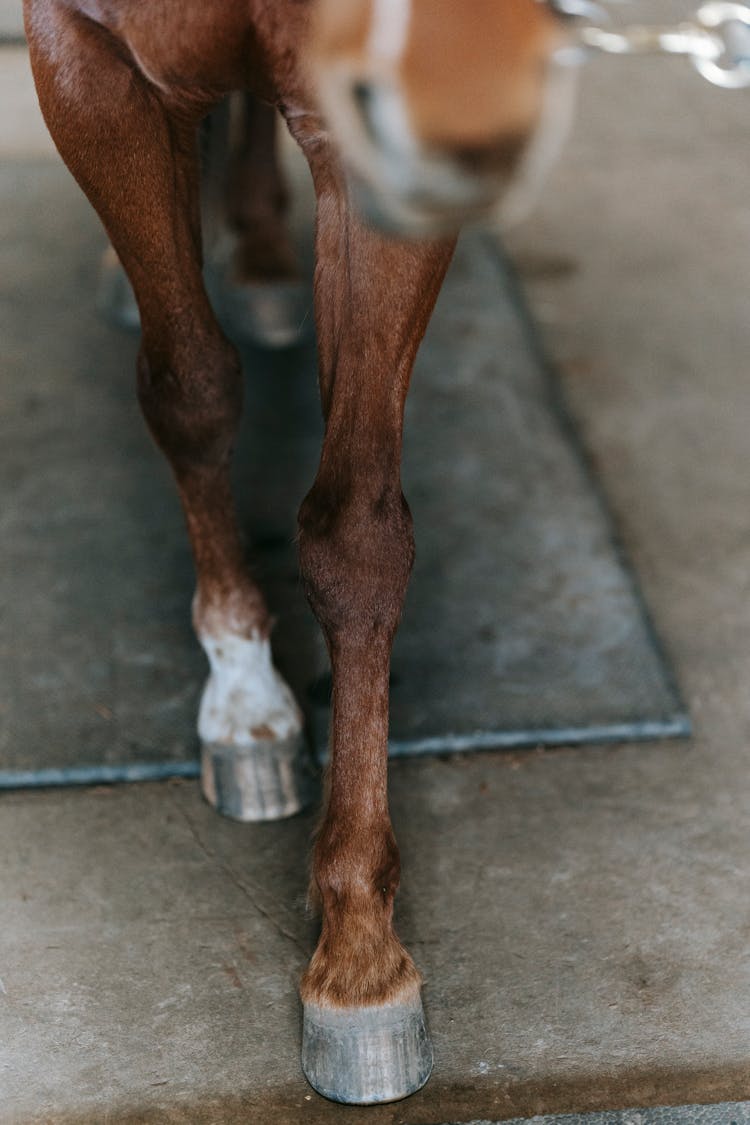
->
[201,732,315,822]
[301,997,433,1105]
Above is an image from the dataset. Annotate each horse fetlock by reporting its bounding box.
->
[192,583,270,641]
[313,822,401,906]
[197,630,302,749]
[301,916,421,1009]
[306,828,412,1005]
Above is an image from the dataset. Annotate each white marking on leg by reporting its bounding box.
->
[368,0,412,64]
[197,633,302,747]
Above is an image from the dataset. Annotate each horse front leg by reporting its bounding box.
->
[25,0,311,821]
[291,123,455,1103]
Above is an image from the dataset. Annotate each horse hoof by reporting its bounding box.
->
[201,733,315,822]
[96,247,140,331]
[220,279,311,349]
[301,996,433,1105]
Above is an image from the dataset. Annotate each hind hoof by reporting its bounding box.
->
[301,996,433,1105]
[220,278,311,349]
[201,732,315,822]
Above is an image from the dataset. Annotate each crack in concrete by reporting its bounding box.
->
[171,794,310,960]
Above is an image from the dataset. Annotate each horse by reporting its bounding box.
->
[23,0,565,1104]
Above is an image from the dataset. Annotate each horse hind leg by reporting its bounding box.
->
[25,0,312,820]
[97,93,308,348]
[217,93,310,349]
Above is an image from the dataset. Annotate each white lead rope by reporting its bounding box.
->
[551,0,750,87]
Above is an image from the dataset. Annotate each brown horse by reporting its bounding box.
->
[24,0,564,1104]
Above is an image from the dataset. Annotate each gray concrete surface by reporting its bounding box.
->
[3,10,750,1124]
[0,0,23,39]
[468,1109,750,1125]
[0,48,55,158]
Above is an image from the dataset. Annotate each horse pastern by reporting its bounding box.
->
[197,632,302,748]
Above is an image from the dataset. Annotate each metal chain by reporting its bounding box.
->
[552,0,750,87]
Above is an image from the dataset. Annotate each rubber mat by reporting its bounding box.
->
[460,1103,750,1124]
[0,161,689,786]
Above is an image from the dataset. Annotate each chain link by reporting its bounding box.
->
[552,0,750,87]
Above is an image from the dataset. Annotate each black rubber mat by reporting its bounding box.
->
[0,161,689,786]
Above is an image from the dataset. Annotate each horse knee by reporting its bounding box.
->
[136,336,242,470]
[297,482,415,646]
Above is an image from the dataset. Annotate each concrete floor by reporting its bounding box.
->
[3,5,750,1123]
[479,1110,750,1125]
